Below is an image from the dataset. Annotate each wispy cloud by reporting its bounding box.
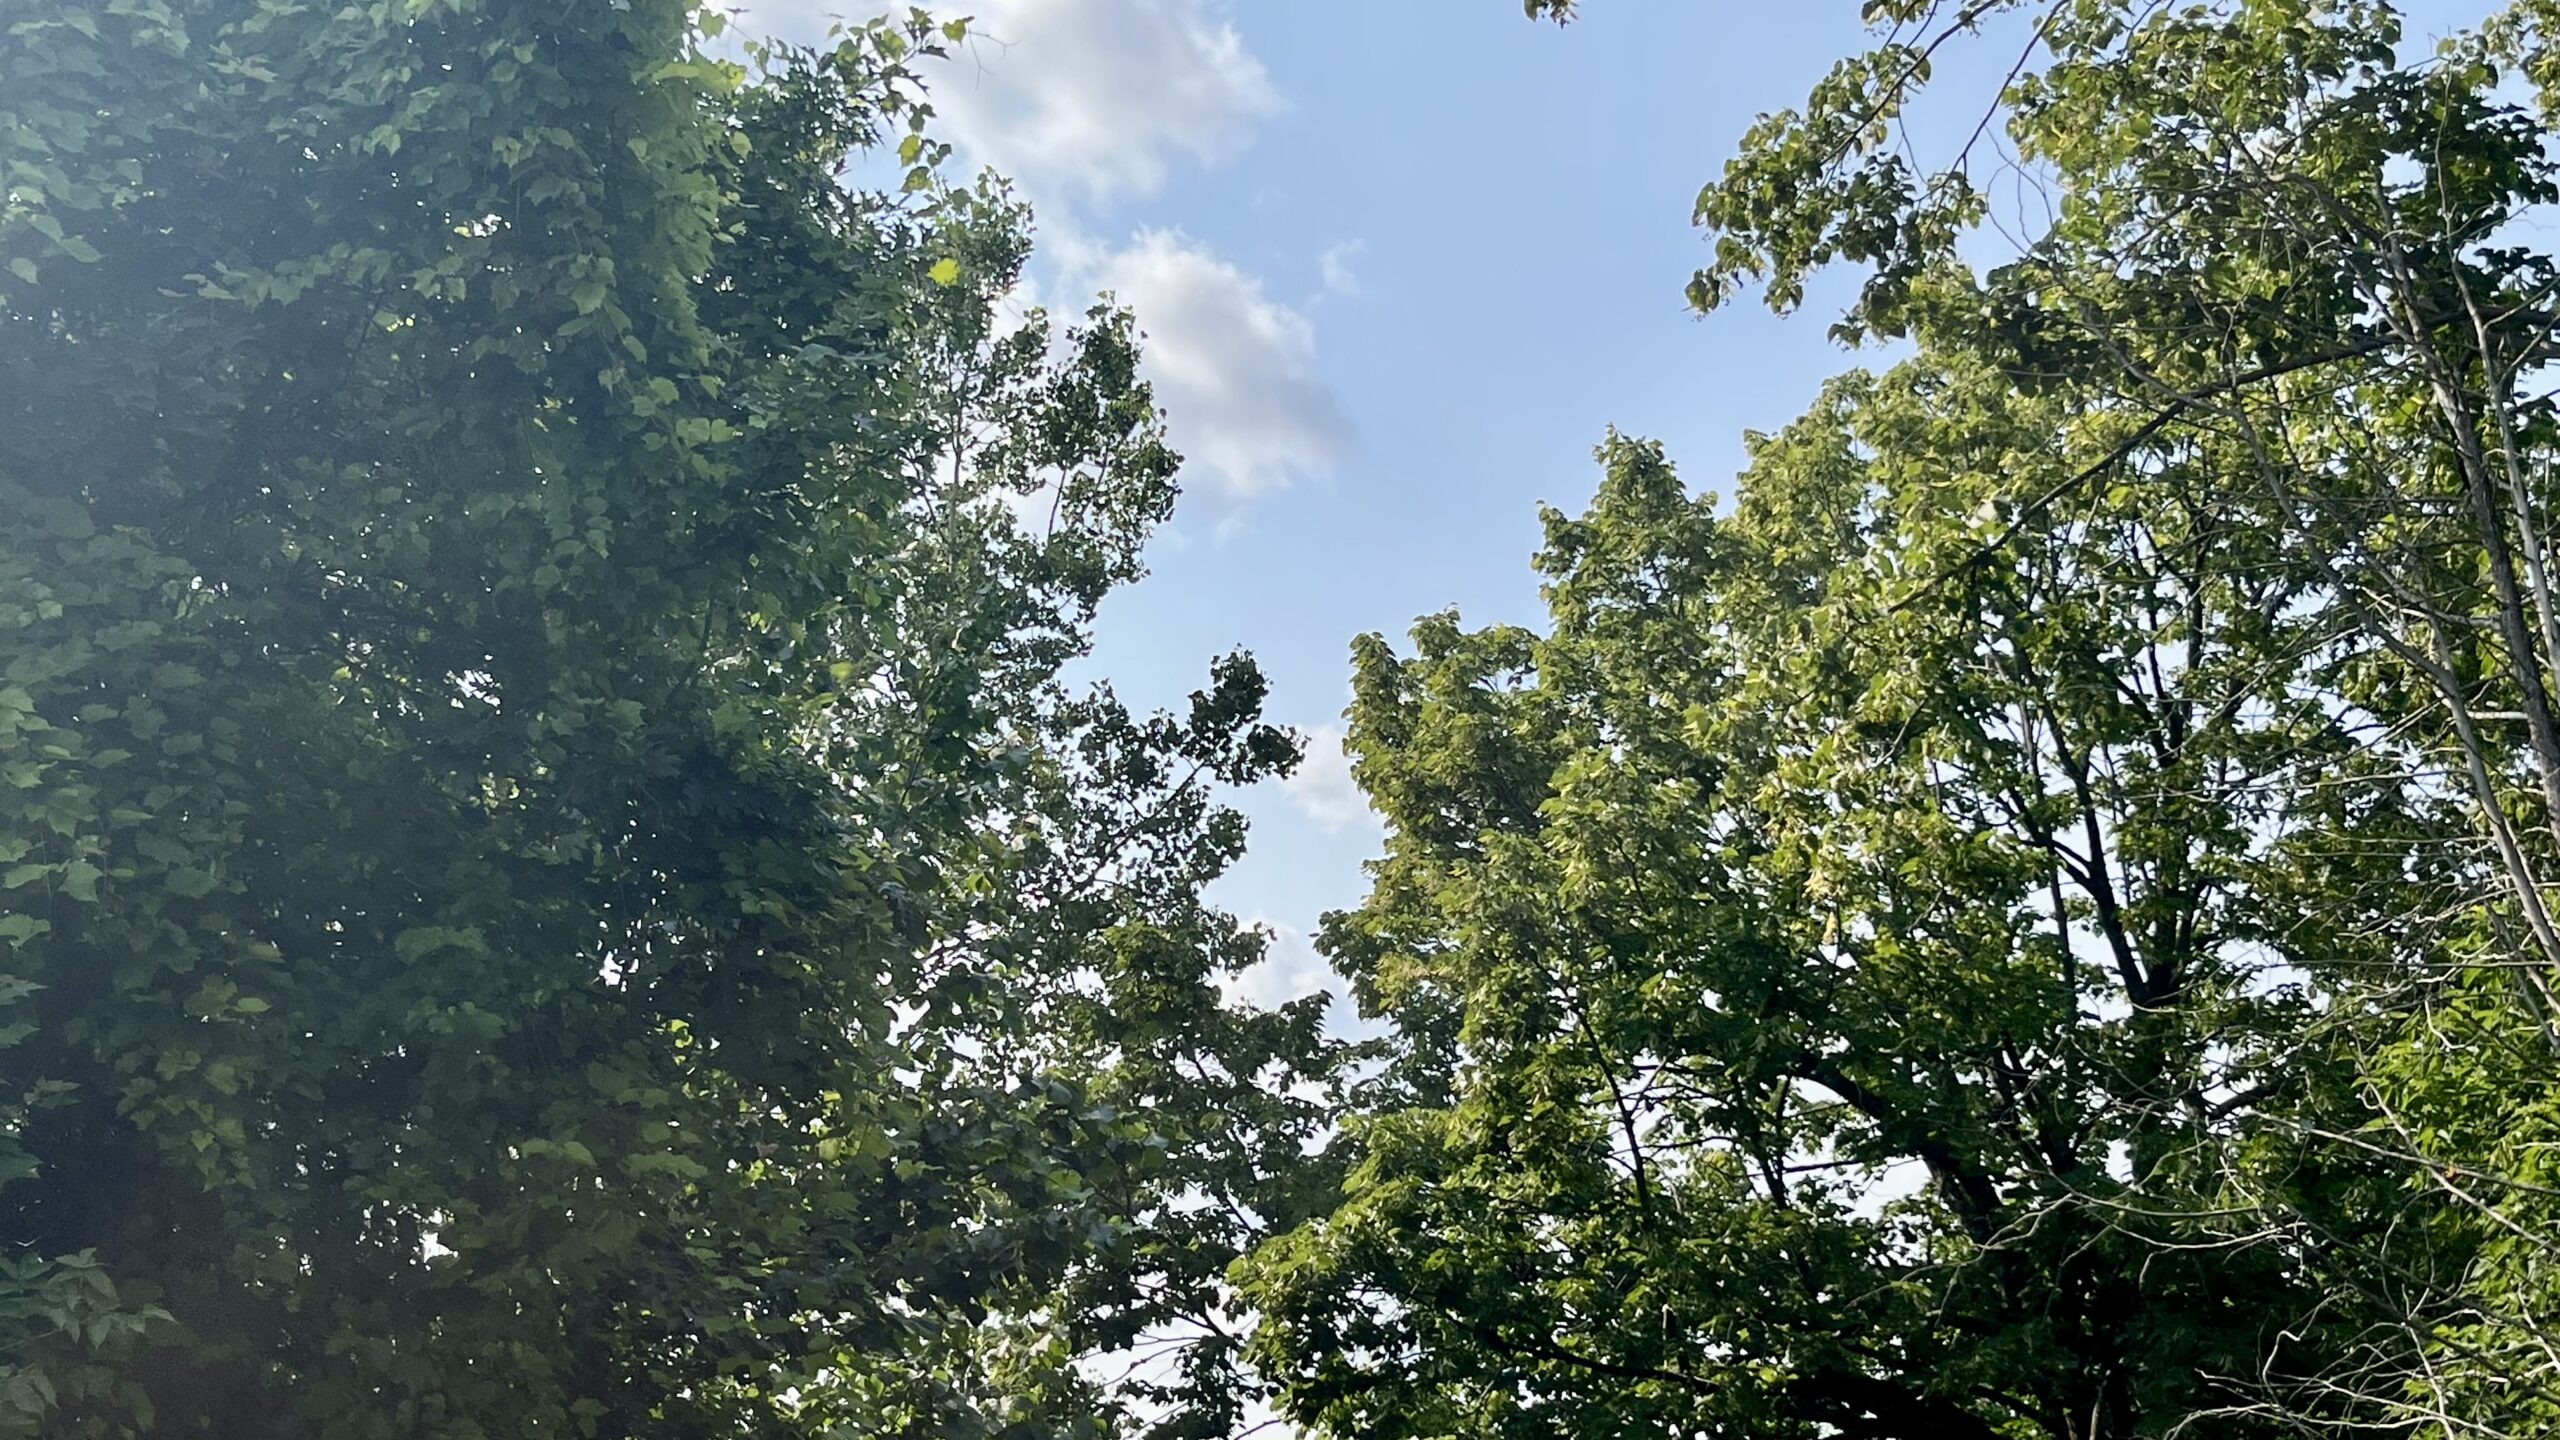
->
[745,0,1277,202]
[1317,239,1366,297]
[929,0,1280,202]
[1093,230,1350,498]
[1281,723,1376,832]
[739,0,1349,505]
[1225,916,1336,1012]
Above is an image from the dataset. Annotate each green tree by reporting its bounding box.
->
[0,4,1334,1436]
[1241,391,2415,1440]
[1247,2,2560,1435]
[1668,2,2560,1430]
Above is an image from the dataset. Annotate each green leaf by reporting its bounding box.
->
[162,868,218,899]
[927,257,961,286]
[59,861,100,902]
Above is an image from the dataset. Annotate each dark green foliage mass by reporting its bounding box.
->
[0,3,1337,1436]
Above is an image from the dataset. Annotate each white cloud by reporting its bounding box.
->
[1095,230,1350,497]
[1281,723,1375,832]
[1317,239,1366,296]
[926,0,1278,202]
[1225,917,1335,1012]
[735,1,1345,501]
[738,1,1275,202]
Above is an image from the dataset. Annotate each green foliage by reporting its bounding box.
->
[1246,2,2560,1435]
[0,2,1338,1435]
[1243,389,2409,1438]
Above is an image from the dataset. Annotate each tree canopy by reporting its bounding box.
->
[25,1,2560,1438]
[0,4,1336,1436]
[1243,2,2560,1436]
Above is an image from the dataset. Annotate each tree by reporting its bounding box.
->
[0,4,1334,1436]
[1245,2,2560,1435]
[1240,390,2416,1440]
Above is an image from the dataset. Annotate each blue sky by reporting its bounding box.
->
[737,0,2493,1021]
[720,0,1884,1016]
[1107,5,1883,1012]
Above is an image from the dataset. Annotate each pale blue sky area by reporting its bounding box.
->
[1118,5,1878,1006]
[742,0,2494,1017]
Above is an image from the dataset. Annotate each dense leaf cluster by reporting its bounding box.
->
[0,3,1336,1436]
[1241,2,2560,1437]
[25,2,2560,1438]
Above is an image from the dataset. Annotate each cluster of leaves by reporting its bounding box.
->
[0,2,1339,1436]
[29,0,2560,1436]
[1241,2,2560,1437]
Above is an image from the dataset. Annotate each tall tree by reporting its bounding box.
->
[0,5,1333,1437]
[1242,389,2417,1440]
[1247,2,2560,1436]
